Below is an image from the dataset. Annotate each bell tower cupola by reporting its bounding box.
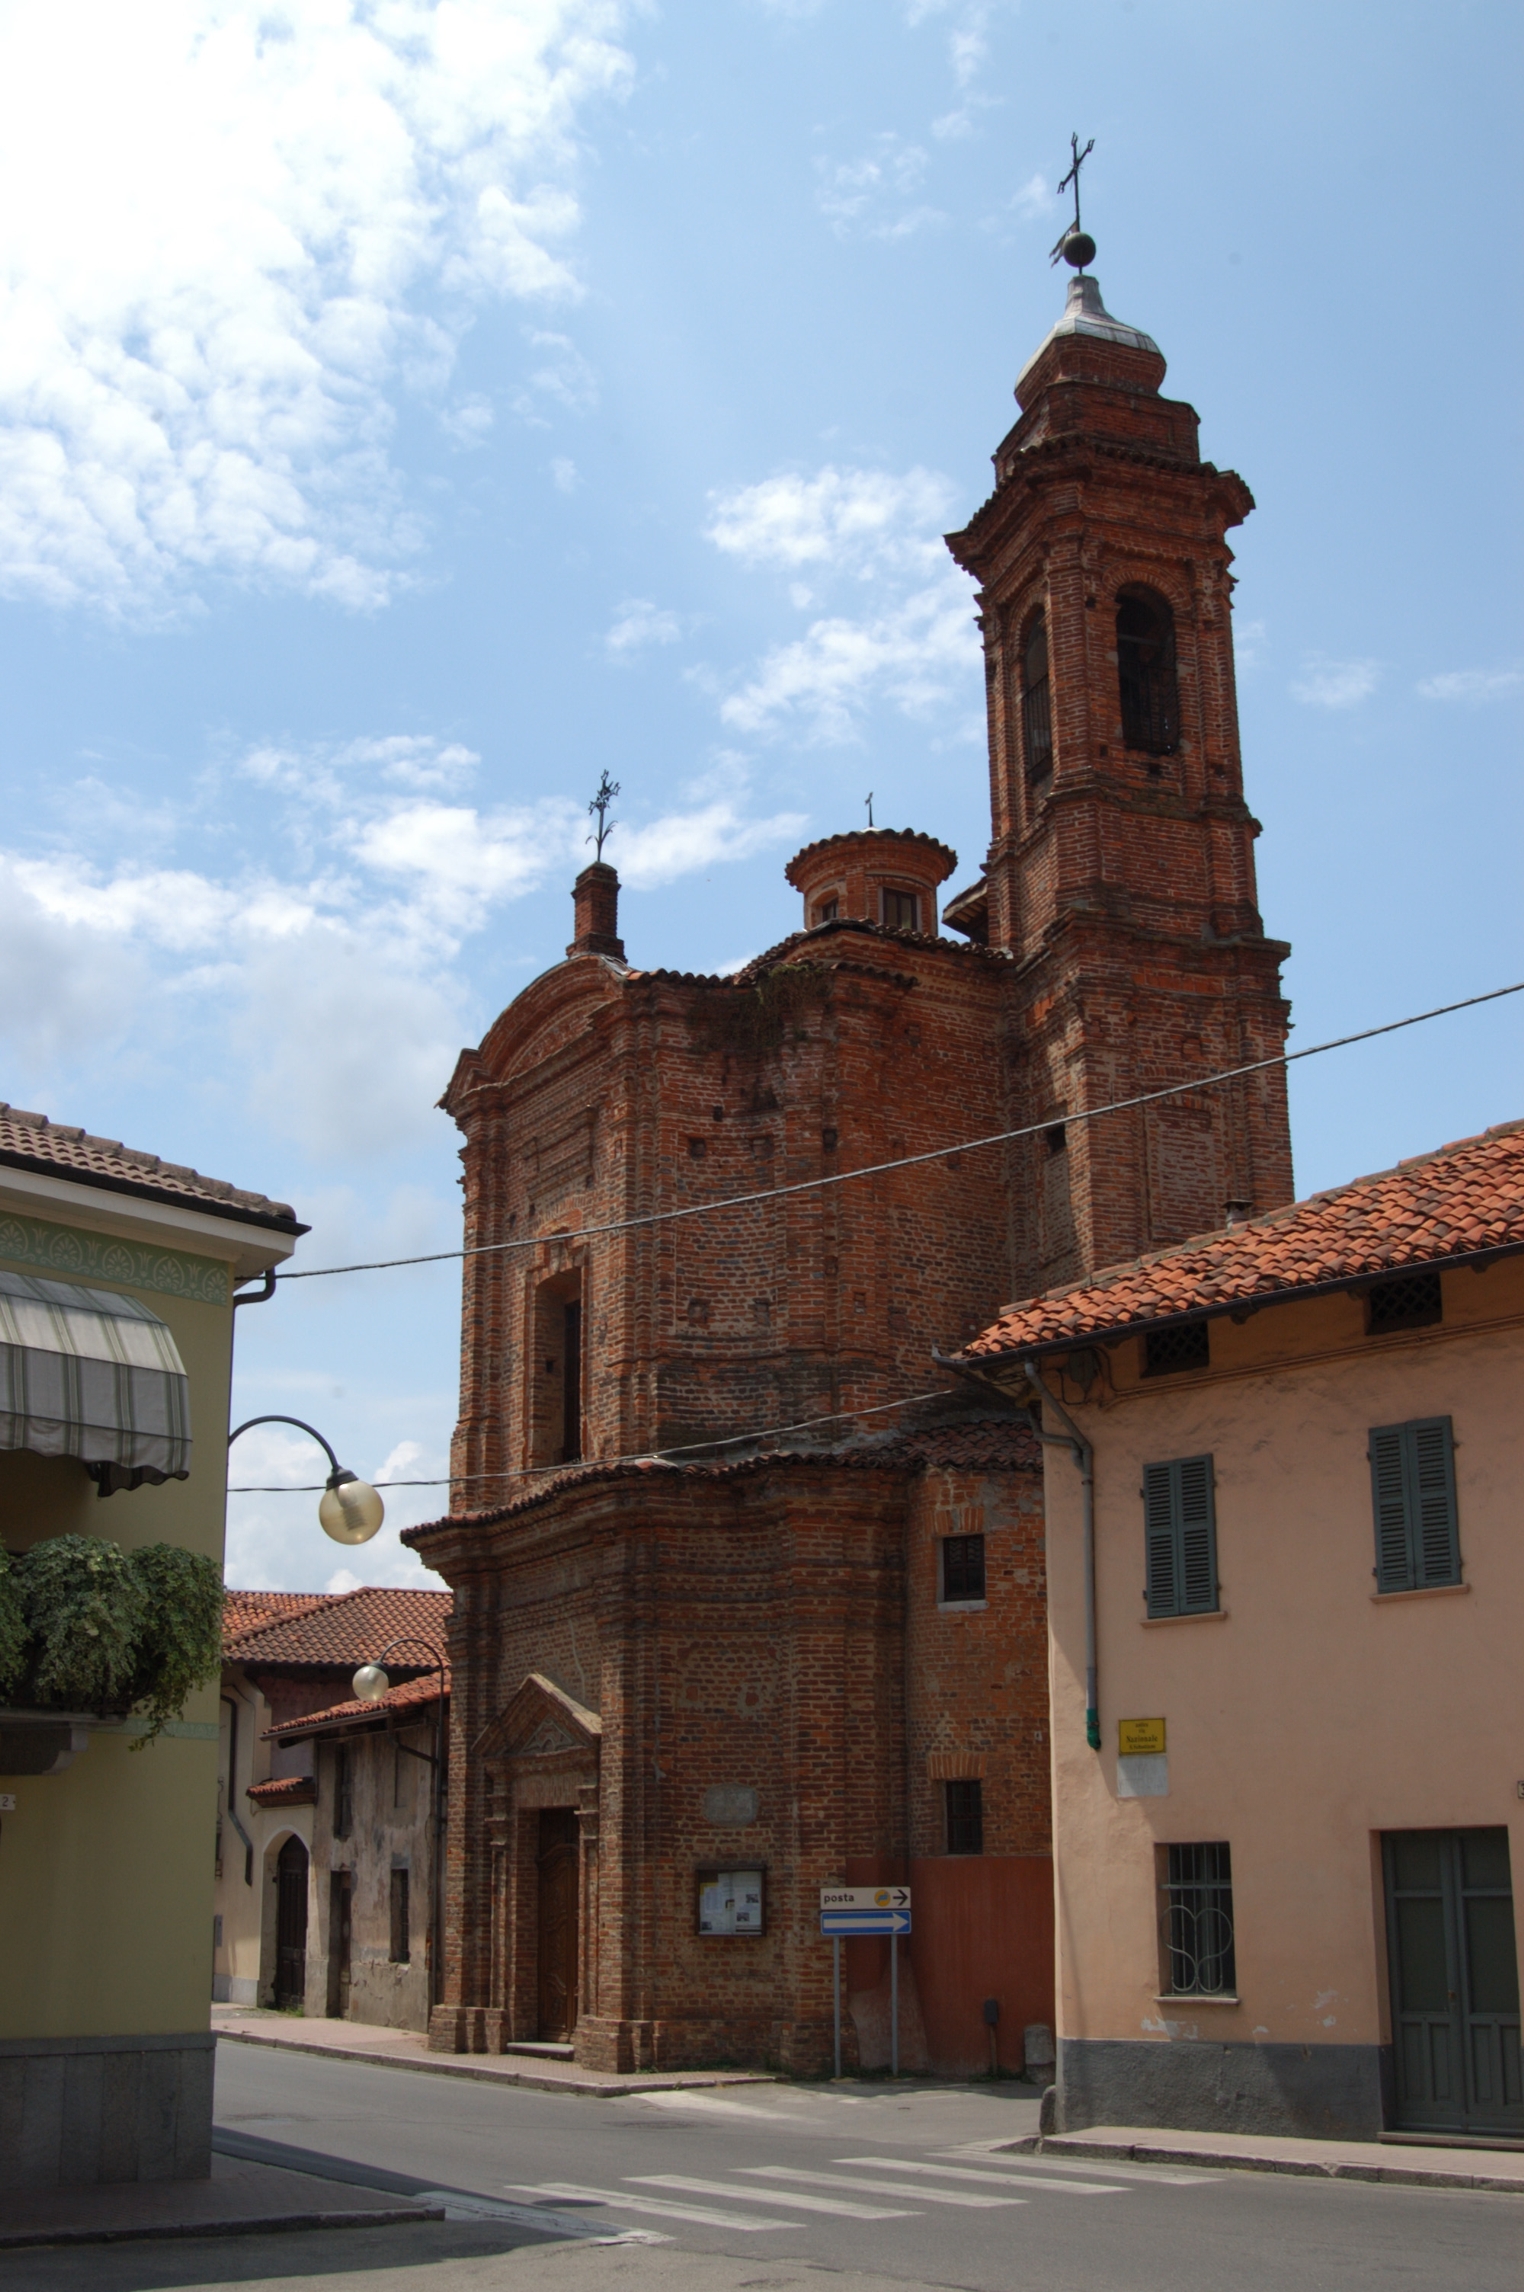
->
[945,183,1294,1285]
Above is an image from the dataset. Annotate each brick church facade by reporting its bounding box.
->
[407,254,1293,2075]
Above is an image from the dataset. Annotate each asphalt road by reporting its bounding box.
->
[18,2041,1522,2292]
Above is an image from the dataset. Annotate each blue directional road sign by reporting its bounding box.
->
[819,1885,912,1937]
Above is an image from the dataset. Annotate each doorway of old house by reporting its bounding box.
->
[1383,1827,1523,2136]
[274,1837,308,2010]
[327,1870,353,2019]
[537,1808,579,2039]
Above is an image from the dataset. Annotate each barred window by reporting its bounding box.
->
[1117,587,1179,756]
[941,1534,986,1603]
[1161,1842,1236,1996]
[1021,613,1053,780]
[945,1780,984,1856]
[1366,1271,1443,1334]
[1143,1321,1210,1377]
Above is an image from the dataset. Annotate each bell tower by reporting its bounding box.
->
[945,215,1293,1291]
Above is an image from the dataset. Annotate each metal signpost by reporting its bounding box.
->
[819,1886,912,2077]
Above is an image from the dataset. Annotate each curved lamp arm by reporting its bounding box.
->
[226,1414,385,1546]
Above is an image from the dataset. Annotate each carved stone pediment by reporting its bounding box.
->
[479,1671,602,1768]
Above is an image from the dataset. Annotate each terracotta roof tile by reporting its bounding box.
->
[0,1103,305,1234]
[223,1591,328,1649]
[224,1584,452,1668]
[246,1774,317,1807]
[957,1118,1524,1359]
[265,1668,448,1738]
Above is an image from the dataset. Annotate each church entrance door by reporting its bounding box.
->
[536,1808,579,2039]
[274,1836,308,2009]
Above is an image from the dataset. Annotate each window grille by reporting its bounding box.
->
[561,1298,583,1464]
[1369,1416,1461,1593]
[942,1534,986,1602]
[882,889,920,932]
[332,1744,352,1840]
[1143,1455,1219,1618]
[389,1868,410,1963]
[1117,589,1180,755]
[1022,613,1053,779]
[1162,1842,1236,1995]
[1366,1271,1443,1334]
[945,1779,984,1856]
[1143,1321,1210,1377]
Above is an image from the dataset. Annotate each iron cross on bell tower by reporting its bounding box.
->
[1050,132,1097,270]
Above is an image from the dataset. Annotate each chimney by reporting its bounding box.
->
[568,862,625,960]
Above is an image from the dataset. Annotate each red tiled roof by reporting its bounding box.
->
[223,1591,327,1648]
[246,1774,317,1807]
[956,1119,1524,1359]
[224,1585,452,1669]
[0,1103,305,1233]
[266,1668,448,1740]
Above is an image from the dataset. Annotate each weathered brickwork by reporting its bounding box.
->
[407,258,1292,2078]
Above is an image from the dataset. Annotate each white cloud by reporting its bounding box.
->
[510,328,600,423]
[816,137,943,241]
[551,456,579,493]
[1415,668,1522,704]
[0,1,632,614]
[1234,618,1268,671]
[706,465,956,579]
[606,598,682,656]
[441,395,495,448]
[1291,657,1381,709]
[613,799,807,888]
[720,568,979,743]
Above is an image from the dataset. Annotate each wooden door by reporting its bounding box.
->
[327,1869,353,2019]
[274,1837,308,2009]
[536,1808,579,2039]
[1385,1828,1523,2134]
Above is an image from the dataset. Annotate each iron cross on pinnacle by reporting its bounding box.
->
[1049,132,1096,266]
[587,771,620,860]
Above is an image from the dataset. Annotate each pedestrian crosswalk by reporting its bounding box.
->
[506,2147,1145,2237]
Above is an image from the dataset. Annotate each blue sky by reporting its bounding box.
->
[0,1,1517,1593]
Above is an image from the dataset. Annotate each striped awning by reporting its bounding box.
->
[0,1269,192,1490]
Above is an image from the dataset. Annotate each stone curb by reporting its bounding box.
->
[0,2204,445,2251]
[215,2028,777,2100]
[1026,2134,1524,2197]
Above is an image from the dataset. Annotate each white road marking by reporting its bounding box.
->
[936,2144,1215,2186]
[635,2090,805,2123]
[507,2182,796,2231]
[836,2156,1125,2195]
[739,2166,1021,2209]
[416,2191,667,2244]
[630,2174,913,2220]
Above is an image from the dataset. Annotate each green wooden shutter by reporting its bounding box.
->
[1144,1462,1179,1617]
[1409,1417,1460,1587]
[1369,1417,1461,1592]
[1144,1456,1218,1618]
[1369,1424,1413,1592]
[1177,1456,1218,1613]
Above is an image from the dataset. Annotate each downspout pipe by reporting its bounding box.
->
[1021,1359,1100,1754]
[220,1694,256,1884]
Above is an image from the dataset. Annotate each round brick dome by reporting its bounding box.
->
[784,828,958,938]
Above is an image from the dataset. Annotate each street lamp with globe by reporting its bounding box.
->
[226,1415,386,1544]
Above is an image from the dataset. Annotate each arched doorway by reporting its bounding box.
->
[274,1836,309,2009]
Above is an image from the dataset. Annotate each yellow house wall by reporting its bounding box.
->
[0,1208,256,2043]
[1042,1258,1524,2064]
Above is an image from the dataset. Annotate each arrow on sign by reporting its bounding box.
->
[820,1910,912,1936]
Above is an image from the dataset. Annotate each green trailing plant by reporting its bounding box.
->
[124,1544,225,1743]
[18,1534,145,1713]
[0,1548,27,1701]
[7,1535,223,1740]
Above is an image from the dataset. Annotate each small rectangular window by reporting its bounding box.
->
[945,1780,984,1855]
[1143,1322,1210,1377]
[1160,1842,1235,1996]
[1366,1271,1443,1334]
[881,889,920,932]
[332,1743,352,1840]
[1369,1416,1460,1592]
[389,1868,410,1963]
[941,1534,986,1603]
[1143,1456,1218,1618]
[816,897,839,924]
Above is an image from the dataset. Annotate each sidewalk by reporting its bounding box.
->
[213,2004,779,2098]
[0,2151,443,2251]
[1027,2124,1524,2196]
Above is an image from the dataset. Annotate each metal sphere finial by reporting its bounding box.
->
[1061,229,1097,271]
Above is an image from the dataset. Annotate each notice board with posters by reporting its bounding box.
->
[696,1868,765,1935]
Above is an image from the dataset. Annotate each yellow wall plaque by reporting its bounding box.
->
[1118,1718,1166,1756]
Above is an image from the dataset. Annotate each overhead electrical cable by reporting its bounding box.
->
[264,980,1524,1286]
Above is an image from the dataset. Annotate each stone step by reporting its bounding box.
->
[501,2041,576,2061]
